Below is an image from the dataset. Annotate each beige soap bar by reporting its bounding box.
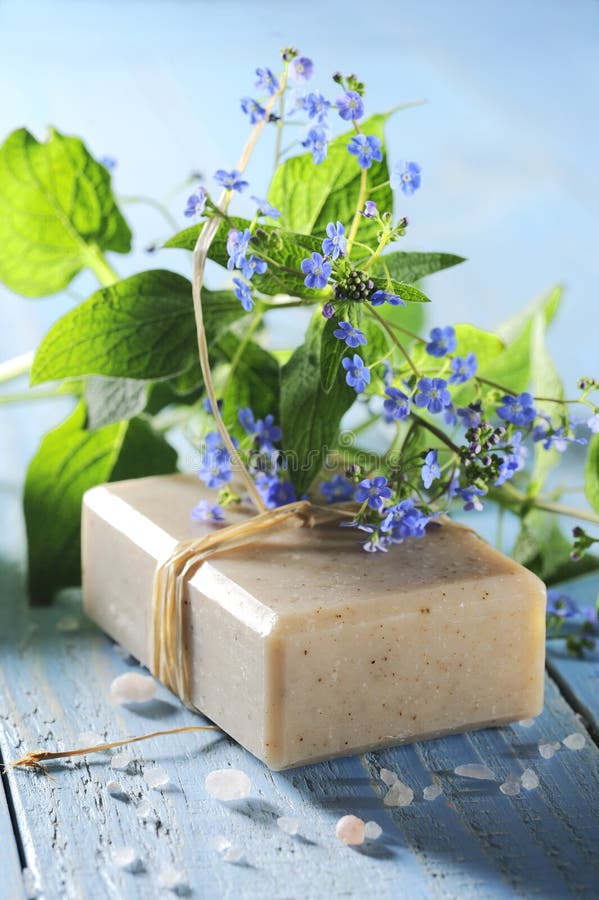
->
[82,473,546,770]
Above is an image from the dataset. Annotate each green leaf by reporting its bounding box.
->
[372,251,465,283]
[281,315,355,494]
[217,333,280,434]
[320,304,363,393]
[386,281,430,304]
[529,312,565,494]
[585,434,599,516]
[24,403,178,603]
[85,377,148,430]
[496,285,562,345]
[0,128,131,297]
[268,114,392,246]
[512,509,599,585]
[31,270,245,385]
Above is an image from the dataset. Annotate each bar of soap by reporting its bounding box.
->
[82,474,546,770]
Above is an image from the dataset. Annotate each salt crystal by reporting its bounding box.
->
[55,614,80,632]
[136,799,153,820]
[383,779,414,807]
[335,814,366,845]
[499,775,521,796]
[211,835,231,853]
[111,751,134,771]
[539,741,560,759]
[379,767,398,786]
[205,768,251,801]
[106,780,123,795]
[521,769,540,791]
[144,765,170,789]
[364,820,383,840]
[77,730,104,748]
[22,867,38,899]
[222,845,244,863]
[112,847,139,871]
[563,732,586,751]
[454,763,496,781]
[109,672,157,705]
[423,783,443,801]
[157,865,186,892]
[518,718,535,728]
[277,816,299,836]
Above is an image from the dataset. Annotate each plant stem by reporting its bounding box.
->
[346,168,368,254]
[410,411,461,453]
[367,307,420,377]
[0,350,34,385]
[273,65,289,172]
[500,481,599,525]
[86,246,119,286]
[120,195,180,232]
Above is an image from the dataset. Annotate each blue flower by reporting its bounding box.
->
[355,476,393,511]
[383,387,410,422]
[289,56,314,82]
[547,590,578,619]
[421,449,440,489]
[202,397,223,416]
[380,499,429,542]
[232,278,254,312]
[303,91,331,122]
[336,90,364,121]
[214,169,249,193]
[444,405,457,427]
[320,474,355,503]
[197,433,235,489]
[347,134,382,170]
[254,414,282,452]
[184,186,207,218]
[361,200,378,218]
[333,321,367,348]
[240,97,267,124]
[495,432,527,486]
[342,354,371,393]
[426,326,457,358]
[497,392,536,426]
[370,289,405,307]
[322,302,335,319]
[238,407,256,434]
[255,67,279,95]
[240,254,268,280]
[302,127,328,164]
[414,377,452,414]
[250,195,281,218]
[100,155,117,170]
[322,221,347,260]
[391,161,422,196]
[301,252,331,289]
[449,352,478,384]
[532,424,586,452]
[226,228,252,270]
[456,485,486,512]
[587,412,599,433]
[191,500,225,523]
[457,402,483,428]
[255,474,297,508]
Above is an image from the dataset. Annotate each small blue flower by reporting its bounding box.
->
[238,407,256,434]
[336,90,364,121]
[497,392,536,426]
[444,405,458,427]
[240,97,267,124]
[587,412,599,433]
[383,387,410,422]
[347,134,382,170]
[254,414,282,452]
[355,476,393,511]
[370,290,405,307]
[456,485,486,512]
[303,91,331,122]
[214,169,249,193]
[100,155,117,170]
[457,402,483,428]
[320,474,355,503]
[391,161,422,196]
[322,302,335,319]
[226,228,252,269]
[532,424,586,452]
[255,474,297,508]
[547,590,578,619]
[361,200,378,218]
[255,67,279,96]
[184,186,207,218]
[421,449,440,489]
[301,252,331,289]
[495,432,527,486]
[240,254,268,280]
[414,377,452,414]
[198,433,235,489]
[203,397,223,416]
[322,221,347,259]
[233,278,254,312]
[426,326,457,358]
[342,354,371,393]
[380,499,430,542]
[289,56,314,82]
[250,195,281,218]
[302,127,328,164]
[333,321,367,348]
[449,352,478,384]
[191,499,225,523]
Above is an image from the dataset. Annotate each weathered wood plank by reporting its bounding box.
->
[0,770,25,900]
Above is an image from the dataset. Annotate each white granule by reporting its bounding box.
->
[204,768,251,801]
[157,865,187,891]
[144,765,170,789]
[563,732,586,751]
[55,615,80,632]
[111,847,139,871]
[423,783,443,801]
[499,776,521,796]
[277,816,299,835]
[521,769,540,790]
[22,867,39,899]
[109,672,157,705]
[539,741,560,759]
[383,780,414,807]
[222,845,244,863]
[77,731,104,748]
[454,763,496,781]
[335,814,366,845]
[518,718,536,728]
[211,835,231,853]
[379,767,398,786]
[135,799,153,820]
[111,751,134,771]
[364,820,383,840]
[106,780,123,795]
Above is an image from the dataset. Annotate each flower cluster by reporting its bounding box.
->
[546,589,599,657]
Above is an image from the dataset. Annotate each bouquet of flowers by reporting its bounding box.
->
[1,48,597,653]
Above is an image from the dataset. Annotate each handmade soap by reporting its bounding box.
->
[82,474,546,769]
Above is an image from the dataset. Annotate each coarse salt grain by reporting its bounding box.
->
[112,847,139,871]
[22,867,38,899]
[111,751,134,771]
[136,799,153,820]
[55,614,81,633]
[277,816,299,836]
[157,865,187,892]
[379,767,398,786]
[364,820,383,840]
[204,768,251,801]
[539,741,560,759]
[383,780,414,807]
[563,732,586,751]
[144,765,170,789]
[499,775,521,796]
[106,780,123,795]
[211,835,231,853]
[335,814,366,845]
[423,783,443,801]
[521,769,540,791]
[518,718,535,728]
[109,672,157,705]
[222,845,244,863]
[454,763,496,781]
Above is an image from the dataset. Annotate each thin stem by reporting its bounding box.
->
[221,311,263,397]
[273,65,289,172]
[120,195,180,232]
[0,387,71,405]
[0,350,34,384]
[346,167,368,254]
[86,246,119,286]
[500,482,599,525]
[367,306,420,377]
[409,411,461,454]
